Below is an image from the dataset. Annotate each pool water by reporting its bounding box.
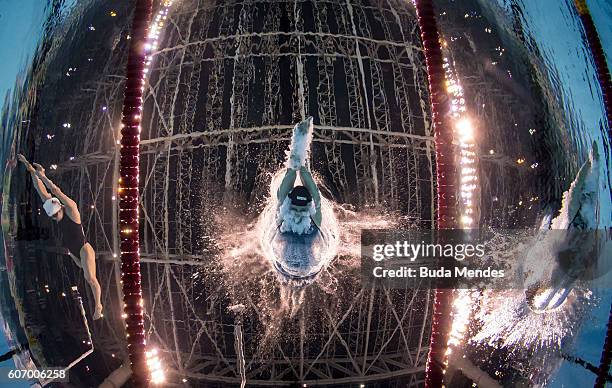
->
[0,0,609,386]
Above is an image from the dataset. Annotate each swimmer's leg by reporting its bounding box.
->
[79,243,103,320]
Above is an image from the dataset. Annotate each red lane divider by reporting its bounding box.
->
[573,2,612,387]
[414,1,459,387]
[119,1,154,386]
[574,0,611,135]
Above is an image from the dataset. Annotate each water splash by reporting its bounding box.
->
[258,170,339,283]
[463,231,596,354]
[447,290,476,351]
[470,288,591,351]
[207,169,394,348]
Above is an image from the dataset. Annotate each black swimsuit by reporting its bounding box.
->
[58,216,87,256]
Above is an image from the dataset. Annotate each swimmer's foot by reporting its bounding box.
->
[93,304,103,320]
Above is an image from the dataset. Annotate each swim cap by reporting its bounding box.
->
[288,186,312,206]
[43,198,62,217]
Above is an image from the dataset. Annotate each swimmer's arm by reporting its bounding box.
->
[18,154,51,202]
[312,207,322,229]
[30,172,52,202]
[34,166,81,222]
[299,166,322,228]
[40,176,78,211]
[277,168,297,202]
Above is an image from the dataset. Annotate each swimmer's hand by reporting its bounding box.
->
[294,124,308,136]
[288,154,302,170]
[32,163,46,177]
[294,116,313,136]
[17,154,35,173]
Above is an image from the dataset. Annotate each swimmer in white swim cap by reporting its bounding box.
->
[18,154,104,320]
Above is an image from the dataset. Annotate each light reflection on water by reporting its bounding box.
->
[458,0,611,385]
[0,0,93,379]
[508,0,611,384]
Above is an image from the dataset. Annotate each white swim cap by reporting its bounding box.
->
[43,198,62,217]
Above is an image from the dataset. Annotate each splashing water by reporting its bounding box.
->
[467,143,607,354]
[463,231,596,353]
[208,168,394,347]
[447,290,475,350]
[258,170,340,284]
[470,288,592,351]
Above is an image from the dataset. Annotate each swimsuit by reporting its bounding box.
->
[58,216,87,256]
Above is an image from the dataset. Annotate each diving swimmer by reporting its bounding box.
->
[524,142,610,312]
[18,154,103,320]
[271,117,325,279]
